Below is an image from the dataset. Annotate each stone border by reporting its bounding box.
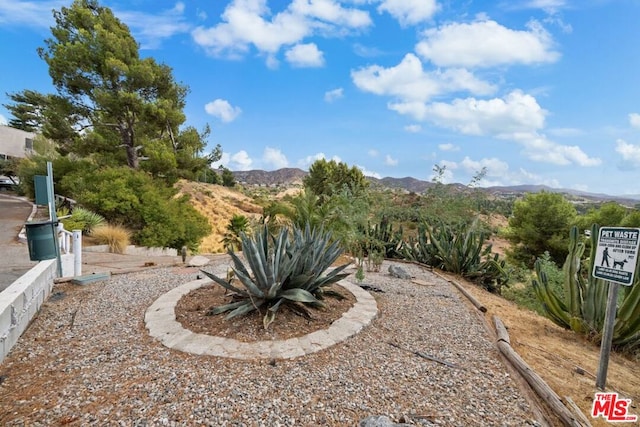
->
[145,279,378,360]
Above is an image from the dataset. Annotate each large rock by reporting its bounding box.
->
[359,416,411,427]
[187,255,210,267]
[388,264,412,280]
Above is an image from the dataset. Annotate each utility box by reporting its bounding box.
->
[34,175,49,206]
[25,220,57,261]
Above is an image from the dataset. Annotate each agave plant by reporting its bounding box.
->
[201,223,351,329]
[532,224,640,352]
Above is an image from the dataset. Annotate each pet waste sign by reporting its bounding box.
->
[592,227,640,286]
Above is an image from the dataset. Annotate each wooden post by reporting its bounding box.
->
[596,281,619,390]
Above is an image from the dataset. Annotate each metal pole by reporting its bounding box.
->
[46,162,62,277]
[596,281,619,390]
[73,230,82,277]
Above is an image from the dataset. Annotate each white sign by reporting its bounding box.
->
[592,227,640,286]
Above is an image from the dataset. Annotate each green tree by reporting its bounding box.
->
[5,0,220,178]
[303,159,369,201]
[505,191,577,267]
[573,202,628,231]
[221,167,235,187]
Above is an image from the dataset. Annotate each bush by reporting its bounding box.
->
[91,224,131,254]
[59,166,211,250]
[60,206,105,234]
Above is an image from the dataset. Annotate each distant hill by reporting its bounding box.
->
[230,167,640,205]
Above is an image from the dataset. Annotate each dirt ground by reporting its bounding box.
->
[438,270,640,426]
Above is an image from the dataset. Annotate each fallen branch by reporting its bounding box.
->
[430,270,487,313]
[387,341,462,369]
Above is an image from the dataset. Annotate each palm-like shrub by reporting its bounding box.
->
[201,223,351,329]
[60,206,106,234]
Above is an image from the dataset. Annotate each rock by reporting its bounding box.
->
[359,415,411,427]
[388,265,412,280]
[187,255,210,267]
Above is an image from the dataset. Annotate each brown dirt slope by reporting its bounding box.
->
[175,180,263,253]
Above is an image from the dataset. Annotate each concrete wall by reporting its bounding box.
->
[0,125,35,159]
[0,259,57,363]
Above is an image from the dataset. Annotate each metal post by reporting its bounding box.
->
[46,162,62,277]
[596,281,619,390]
[73,230,82,277]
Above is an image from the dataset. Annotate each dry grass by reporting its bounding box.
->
[174,180,263,253]
[90,224,131,254]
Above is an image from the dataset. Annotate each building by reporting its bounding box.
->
[0,125,35,160]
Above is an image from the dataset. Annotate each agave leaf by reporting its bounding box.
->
[242,234,270,289]
[224,299,264,320]
[208,300,247,315]
[263,310,276,330]
[200,269,248,296]
[231,266,265,298]
[280,288,319,303]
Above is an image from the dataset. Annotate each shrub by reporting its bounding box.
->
[91,224,131,254]
[501,253,562,314]
[201,223,351,329]
[60,206,105,234]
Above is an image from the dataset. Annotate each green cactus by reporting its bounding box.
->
[532,224,640,352]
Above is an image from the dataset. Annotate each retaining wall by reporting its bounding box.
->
[0,259,57,363]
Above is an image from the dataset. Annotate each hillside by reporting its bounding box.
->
[174,180,263,253]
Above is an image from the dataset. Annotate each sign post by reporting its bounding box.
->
[592,227,640,390]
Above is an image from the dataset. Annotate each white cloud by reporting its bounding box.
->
[285,43,325,67]
[515,133,601,166]
[460,156,509,176]
[395,90,546,135]
[262,147,289,169]
[368,149,379,157]
[404,124,421,133]
[0,0,65,28]
[192,0,371,60]
[384,154,398,166]
[416,18,560,68]
[548,127,584,137]
[629,113,640,129]
[230,150,253,170]
[0,114,7,125]
[351,53,495,103]
[297,152,341,169]
[615,139,640,166]
[357,164,381,179]
[438,143,459,151]
[377,0,438,26]
[204,99,242,122]
[324,88,344,102]
[115,3,191,49]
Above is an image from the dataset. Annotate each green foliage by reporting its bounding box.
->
[501,253,563,314]
[574,201,640,230]
[221,214,249,251]
[505,191,577,268]
[532,225,640,353]
[403,220,508,292]
[59,166,210,250]
[201,224,351,329]
[353,217,404,267]
[221,167,235,187]
[303,158,369,201]
[59,206,105,233]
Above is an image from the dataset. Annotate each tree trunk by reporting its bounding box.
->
[120,124,138,169]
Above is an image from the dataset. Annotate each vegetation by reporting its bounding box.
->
[221,214,249,251]
[201,224,350,330]
[532,225,640,352]
[504,191,577,268]
[303,158,369,201]
[90,224,131,254]
[58,206,105,234]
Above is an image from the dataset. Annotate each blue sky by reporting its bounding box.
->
[1,0,640,196]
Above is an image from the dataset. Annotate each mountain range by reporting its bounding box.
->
[231,168,640,206]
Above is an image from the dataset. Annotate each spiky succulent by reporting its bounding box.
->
[201,223,350,329]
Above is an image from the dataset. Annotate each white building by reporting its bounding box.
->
[0,125,35,160]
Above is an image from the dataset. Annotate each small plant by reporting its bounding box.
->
[201,223,351,329]
[355,265,365,284]
[90,224,131,254]
[60,206,106,234]
[221,214,249,251]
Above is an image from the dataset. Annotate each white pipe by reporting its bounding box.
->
[72,230,82,277]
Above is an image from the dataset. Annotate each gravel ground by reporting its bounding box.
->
[0,260,539,426]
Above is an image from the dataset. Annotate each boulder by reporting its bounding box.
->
[388,264,412,280]
[187,255,210,267]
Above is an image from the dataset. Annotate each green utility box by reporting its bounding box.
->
[25,220,57,261]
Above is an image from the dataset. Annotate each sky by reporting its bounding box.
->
[1,0,640,196]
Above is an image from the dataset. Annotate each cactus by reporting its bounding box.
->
[532,224,640,352]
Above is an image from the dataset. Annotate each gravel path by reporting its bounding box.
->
[0,260,539,426]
